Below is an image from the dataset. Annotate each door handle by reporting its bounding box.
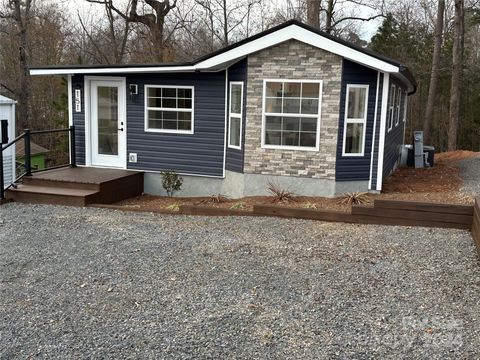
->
[118,128,124,131]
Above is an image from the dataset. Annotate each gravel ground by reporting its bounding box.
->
[458,155,480,196]
[1,203,480,359]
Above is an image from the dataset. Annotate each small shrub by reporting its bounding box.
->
[200,194,229,204]
[337,192,371,205]
[230,202,245,210]
[302,202,317,209]
[267,181,296,203]
[165,202,180,212]
[161,170,183,197]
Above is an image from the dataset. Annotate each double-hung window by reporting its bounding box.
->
[145,85,194,134]
[395,86,402,126]
[343,84,369,156]
[388,85,395,131]
[262,80,322,150]
[228,82,243,149]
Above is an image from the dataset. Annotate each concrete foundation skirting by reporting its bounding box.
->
[144,171,369,198]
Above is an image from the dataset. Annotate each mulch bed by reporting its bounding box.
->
[112,151,479,213]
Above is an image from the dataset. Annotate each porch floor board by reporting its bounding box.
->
[29,167,140,184]
[6,167,144,206]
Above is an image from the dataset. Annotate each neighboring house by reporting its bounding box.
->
[29,20,416,198]
[16,141,49,171]
[0,95,16,188]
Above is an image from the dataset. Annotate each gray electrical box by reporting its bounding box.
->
[413,131,424,169]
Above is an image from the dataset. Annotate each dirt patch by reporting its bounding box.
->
[113,151,479,213]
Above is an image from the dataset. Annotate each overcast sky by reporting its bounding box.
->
[59,0,382,41]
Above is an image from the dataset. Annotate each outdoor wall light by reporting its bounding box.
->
[129,84,138,96]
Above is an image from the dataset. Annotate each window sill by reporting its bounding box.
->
[145,128,194,135]
[261,144,319,152]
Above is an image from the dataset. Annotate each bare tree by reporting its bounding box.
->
[78,3,131,64]
[307,0,320,28]
[85,0,177,61]
[448,0,464,150]
[423,0,445,143]
[195,0,260,47]
[0,0,33,129]
[322,0,385,35]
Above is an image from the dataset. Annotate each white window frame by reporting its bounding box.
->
[261,79,323,152]
[228,81,243,150]
[395,86,402,126]
[144,84,195,134]
[342,84,369,157]
[387,84,395,132]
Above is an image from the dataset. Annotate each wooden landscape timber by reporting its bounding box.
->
[472,197,480,256]
[254,200,472,230]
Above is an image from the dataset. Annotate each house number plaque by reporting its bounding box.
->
[75,89,81,112]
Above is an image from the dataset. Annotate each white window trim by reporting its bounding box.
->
[395,86,402,126]
[228,81,243,150]
[342,84,369,157]
[261,79,323,152]
[144,84,195,134]
[387,84,395,132]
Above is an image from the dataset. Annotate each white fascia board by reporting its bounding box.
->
[196,25,400,73]
[30,66,197,76]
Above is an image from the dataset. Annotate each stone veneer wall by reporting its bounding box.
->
[243,39,342,179]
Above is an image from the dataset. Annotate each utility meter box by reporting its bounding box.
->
[413,131,424,169]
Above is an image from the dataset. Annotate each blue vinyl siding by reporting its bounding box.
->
[226,58,247,173]
[335,60,379,181]
[71,72,226,177]
[72,75,86,166]
[370,73,383,191]
[382,77,406,179]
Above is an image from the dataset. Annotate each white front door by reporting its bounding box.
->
[90,79,126,168]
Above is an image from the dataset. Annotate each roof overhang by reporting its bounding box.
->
[29,21,413,89]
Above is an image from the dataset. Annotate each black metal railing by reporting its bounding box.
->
[1,123,76,200]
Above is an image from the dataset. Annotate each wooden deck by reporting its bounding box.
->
[6,167,144,206]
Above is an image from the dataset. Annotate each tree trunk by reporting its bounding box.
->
[222,0,228,46]
[325,0,334,34]
[448,0,464,151]
[12,0,32,130]
[423,0,445,144]
[307,0,320,28]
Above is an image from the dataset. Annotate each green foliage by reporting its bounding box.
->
[161,171,183,197]
[302,202,317,209]
[230,202,245,210]
[165,202,181,212]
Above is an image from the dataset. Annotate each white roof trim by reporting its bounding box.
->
[0,95,16,104]
[196,25,399,73]
[30,24,400,76]
[30,66,197,76]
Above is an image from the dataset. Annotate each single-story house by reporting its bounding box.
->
[29,20,416,198]
[16,141,49,171]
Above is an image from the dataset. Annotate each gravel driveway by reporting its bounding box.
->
[458,155,480,196]
[1,203,479,359]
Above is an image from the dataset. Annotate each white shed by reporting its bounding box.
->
[0,95,16,189]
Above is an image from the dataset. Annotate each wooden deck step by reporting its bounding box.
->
[6,167,144,207]
[6,184,99,207]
